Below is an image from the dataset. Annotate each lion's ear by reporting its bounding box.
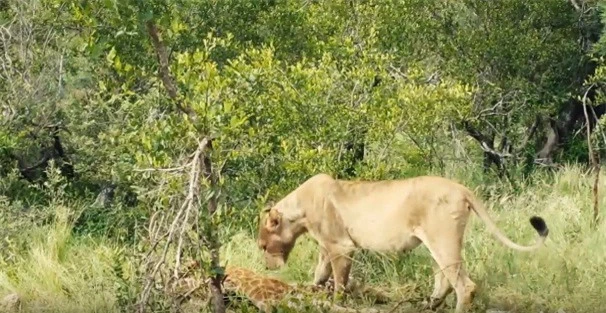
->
[261,199,275,212]
[267,209,282,229]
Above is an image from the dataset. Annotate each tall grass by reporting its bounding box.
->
[1,164,605,312]
[0,204,131,313]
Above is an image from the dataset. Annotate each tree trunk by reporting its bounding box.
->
[342,127,367,178]
[201,138,226,313]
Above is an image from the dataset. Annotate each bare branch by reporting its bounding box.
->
[136,137,225,313]
[581,84,601,228]
[582,84,596,162]
[56,52,64,96]
[514,115,540,155]
[136,138,209,312]
[145,21,198,122]
[462,120,517,178]
[133,165,191,173]
[588,104,606,147]
[479,141,515,159]
[475,90,523,119]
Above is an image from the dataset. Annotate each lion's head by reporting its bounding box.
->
[257,206,301,270]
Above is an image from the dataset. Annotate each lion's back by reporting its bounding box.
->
[402,175,470,193]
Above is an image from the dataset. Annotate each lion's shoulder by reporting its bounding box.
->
[308,173,336,182]
[299,173,339,190]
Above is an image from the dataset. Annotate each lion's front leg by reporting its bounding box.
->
[313,248,333,286]
[329,251,353,301]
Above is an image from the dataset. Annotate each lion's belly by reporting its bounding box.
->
[356,232,421,253]
[335,186,428,253]
[345,214,422,253]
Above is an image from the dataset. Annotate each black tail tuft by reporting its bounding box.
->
[529,216,549,237]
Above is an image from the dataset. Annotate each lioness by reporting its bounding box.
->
[257,174,548,313]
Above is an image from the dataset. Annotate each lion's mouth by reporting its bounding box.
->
[264,254,286,270]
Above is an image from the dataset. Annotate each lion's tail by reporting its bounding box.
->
[465,191,549,252]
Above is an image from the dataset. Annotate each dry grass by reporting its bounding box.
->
[0,205,129,313]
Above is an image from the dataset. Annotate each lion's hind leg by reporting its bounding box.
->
[414,229,476,313]
[422,262,454,310]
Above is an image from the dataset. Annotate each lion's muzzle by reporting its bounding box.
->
[263,252,286,270]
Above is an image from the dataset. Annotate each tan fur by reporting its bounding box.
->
[257,174,549,313]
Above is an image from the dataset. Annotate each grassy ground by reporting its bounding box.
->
[1,164,605,312]
[0,204,130,313]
